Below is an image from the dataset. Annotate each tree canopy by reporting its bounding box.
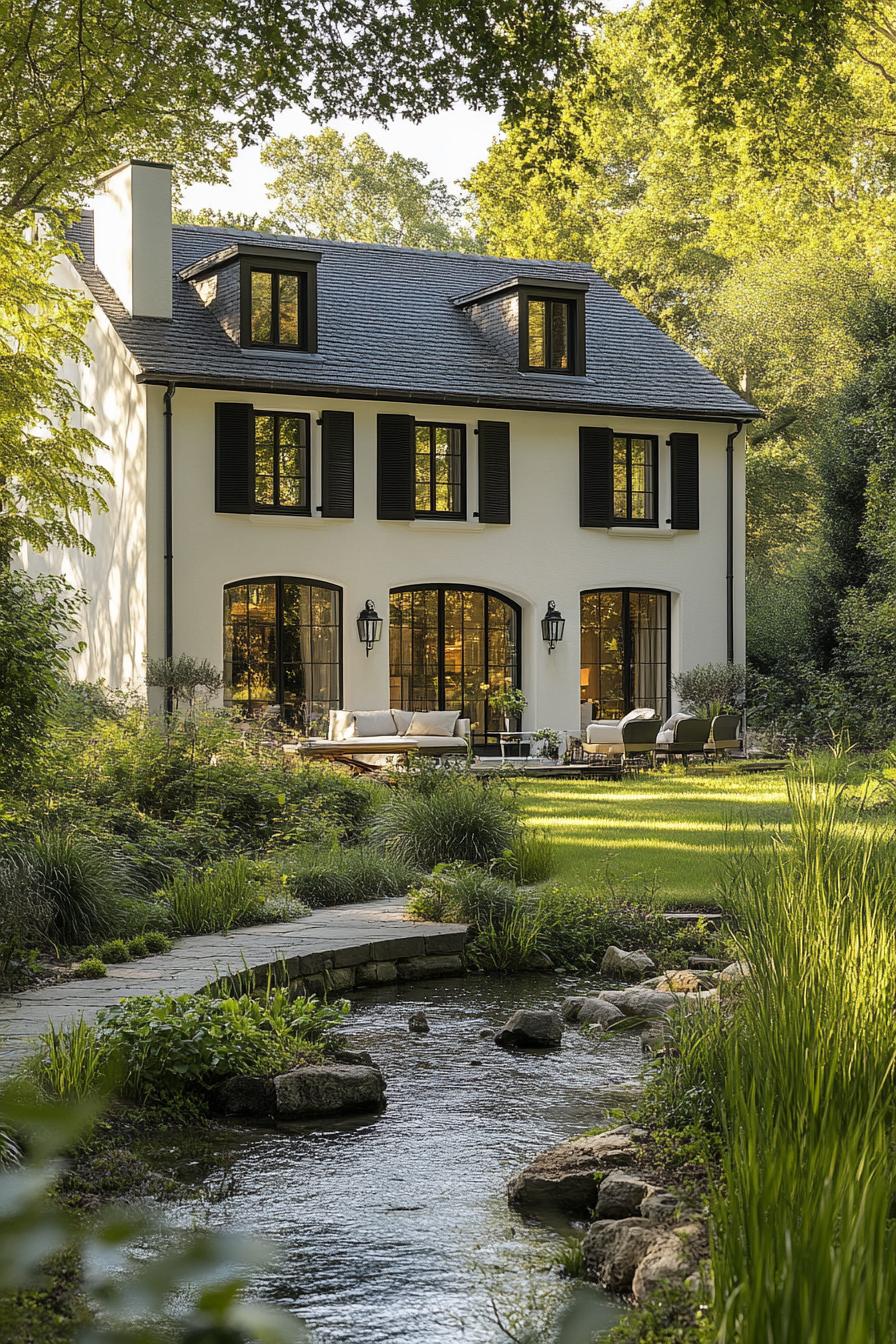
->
[259,130,477,249]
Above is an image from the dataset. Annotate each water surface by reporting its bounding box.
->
[167,973,644,1343]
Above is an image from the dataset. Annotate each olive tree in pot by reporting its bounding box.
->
[672,662,746,718]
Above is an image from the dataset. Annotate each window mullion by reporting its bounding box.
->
[626,440,633,520]
[271,273,279,347]
[430,427,436,514]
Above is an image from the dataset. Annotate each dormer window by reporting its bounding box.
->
[526,297,574,372]
[520,288,584,374]
[237,249,319,352]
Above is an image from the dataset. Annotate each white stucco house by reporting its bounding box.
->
[32,159,757,748]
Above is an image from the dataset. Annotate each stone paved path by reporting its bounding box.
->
[0,900,466,1075]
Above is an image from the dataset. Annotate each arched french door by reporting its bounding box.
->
[223,578,342,730]
[389,585,521,747]
[580,589,670,723]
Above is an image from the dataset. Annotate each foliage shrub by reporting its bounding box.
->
[0,569,82,787]
[157,856,272,935]
[372,771,517,868]
[38,706,381,858]
[278,845,414,908]
[142,930,172,955]
[492,827,555,883]
[32,987,348,1105]
[0,853,48,985]
[125,936,149,958]
[96,939,130,964]
[672,662,746,716]
[72,957,107,980]
[409,864,715,972]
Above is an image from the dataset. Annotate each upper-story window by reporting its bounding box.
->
[519,285,585,375]
[238,250,319,352]
[250,269,306,347]
[415,422,466,518]
[527,297,574,371]
[254,411,310,513]
[613,433,658,525]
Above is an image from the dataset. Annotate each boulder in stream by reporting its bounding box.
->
[494,1008,562,1048]
[508,1125,646,1214]
[274,1064,386,1119]
[408,1012,430,1034]
[600,946,656,980]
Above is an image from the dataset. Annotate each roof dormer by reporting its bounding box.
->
[180,243,321,351]
[453,275,588,376]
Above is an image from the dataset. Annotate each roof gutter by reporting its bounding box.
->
[138,374,760,425]
[163,382,176,712]
[726,420,743,664]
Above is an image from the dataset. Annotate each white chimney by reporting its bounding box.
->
[93,160,172,319]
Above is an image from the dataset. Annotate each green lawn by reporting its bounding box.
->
[517,766,793,907]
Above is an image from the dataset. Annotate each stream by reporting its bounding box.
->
[161,972,645,1343]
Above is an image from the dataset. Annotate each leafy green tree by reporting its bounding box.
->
[0,568,82,785]
[261,130,478,249]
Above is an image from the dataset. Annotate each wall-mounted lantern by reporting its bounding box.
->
[357,599,383,656]
[541,600,565,653]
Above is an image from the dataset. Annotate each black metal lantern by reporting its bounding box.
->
[541,600,565,653]
[357,599,383,656]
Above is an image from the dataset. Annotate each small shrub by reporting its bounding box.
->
[278,846,414,908]
[492,827,555,883]
[72,957,107,980]
[142,930,172,955]
[407,862,516,926]
[672,662,745,717]
[126,935,149,959]
[97,938,131,964]
[158,856,270,935]
[372,773,517,868]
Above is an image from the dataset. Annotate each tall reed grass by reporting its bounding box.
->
[707,769,896,1342]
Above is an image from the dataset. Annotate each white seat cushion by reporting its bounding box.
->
[586,723,624,745]
[391,708,415,734]
[620,707,659,727]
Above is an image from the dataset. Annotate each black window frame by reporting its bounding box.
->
[252,410,312,516]
[519,284,586,376]
[413,421,467,519]
[580,587,671,722]
[389,583,522,748]
[223,576,342,731]
[612,433,660,527]
[240,255,318,352]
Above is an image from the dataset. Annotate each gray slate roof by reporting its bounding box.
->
[69,213,758,421]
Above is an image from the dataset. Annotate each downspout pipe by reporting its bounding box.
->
[163,382,176,713]
[726,420,743,665]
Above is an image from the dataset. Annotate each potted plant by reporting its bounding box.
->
[532,727,562,761]
[484,682,528,732]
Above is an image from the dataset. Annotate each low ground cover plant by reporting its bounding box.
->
[31,985,347,1106]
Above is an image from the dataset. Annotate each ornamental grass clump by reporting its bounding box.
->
[158,856,269,935]
[372,772,517,869]
[278,846,414,908]
[20,828,155,949]
[701,769,896,1342]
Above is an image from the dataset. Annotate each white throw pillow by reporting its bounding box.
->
[328,710,356,742]
[620,707,658,727]
[391,709,415,734]
[405,710,460,737]
[351,710,399,737]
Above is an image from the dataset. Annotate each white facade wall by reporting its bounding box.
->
[146,385,745,735]
[21,257,150,690]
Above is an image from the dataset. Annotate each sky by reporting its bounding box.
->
[180,105,501,216]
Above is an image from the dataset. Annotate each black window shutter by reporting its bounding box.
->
[477,420,511,524]
[670,432,700,529]
[579,426,614,526]
[377,414,415,519]
[215,403,253,513]
[320,410,354,517]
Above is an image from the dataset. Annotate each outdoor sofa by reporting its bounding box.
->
[287,709,471,768]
